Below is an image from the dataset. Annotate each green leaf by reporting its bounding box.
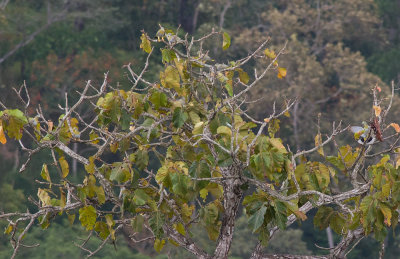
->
[268,119,280,138]
[149,212,164,239]
[95,186,106,204]
[95,221,110,239]
[79,205,97,231]
[150,91,168,110]
[174,222,186,236]
[237,68,249,84]
[173,107,188,128]
[131,214,144,232]
[40,164,51,183]
[330,214,346,235]
[189,160,211,190]
[217,125,231,136]
[224,83,233,96]
[170,173,189,197]
[136,149,149,170]
[156,163,169,184]
[161,49,176,63]
[222,31,231,50]
[189,111,201,124]
[85,156,95,174]
[326,156,345,171]
[2,109,28,140]
[110,164,130,183]
[314,206,334,230]
[360,196,374,214]
[273,201,287,230]
[134,189,150,206]
[269,138,287,153]
[200,203,221,241]
[140,33,152,53]
[248,205,267,233]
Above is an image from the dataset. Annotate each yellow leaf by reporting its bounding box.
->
[380,205,392,226]
[217,126,231,136]
[59,156,69,178]
[390,123,400,133]
[314,133,324,156]
[37,188,51,206]
[4,224,13,235]
[269,138,288,153]
[162,66,180,90]
[41,163,51,183]
[174,223,186,236]
[110,142,118,153]
[140,33,152,53]
[0,124,6,144]
[154,238,166,253]
[373,105,381,117]
[277,67,287,79]
[200,188,208,201]
[264,48,276,59]
[381,182,391,198]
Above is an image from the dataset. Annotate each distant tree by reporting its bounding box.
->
[1,27,400,259]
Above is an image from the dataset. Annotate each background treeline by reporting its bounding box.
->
[1,0,400,258]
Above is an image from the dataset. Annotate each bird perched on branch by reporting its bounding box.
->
[350,118,383,145]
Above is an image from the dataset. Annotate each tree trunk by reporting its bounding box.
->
[213,163,244,259]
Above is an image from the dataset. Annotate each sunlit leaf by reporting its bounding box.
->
[0,123,6,144]
[269,138,288,153]
[174,223,186,236]
[59,156,69,178]
[217,125,231,136]
[37,188,51,206]
[314,133,324,156]
[373,105,381,117]
[79,205,97,231]
[40,163,51,182]
[222,32,231,50]
[380,204,392,226]
[277,67,287,79]
[264,48,276,59]
[95,221,109,239]
[4,224,13,235]
[237,68,249,84]
[154,238,166,253]
[224,83,233,96]
[140,33,152,53]
[390,123,400,133]
[161,49,176,63]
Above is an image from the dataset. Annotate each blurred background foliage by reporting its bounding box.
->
[1,0,400,258]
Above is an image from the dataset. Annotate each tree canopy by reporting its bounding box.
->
[2,1,400,258]
[1,26,400,259]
